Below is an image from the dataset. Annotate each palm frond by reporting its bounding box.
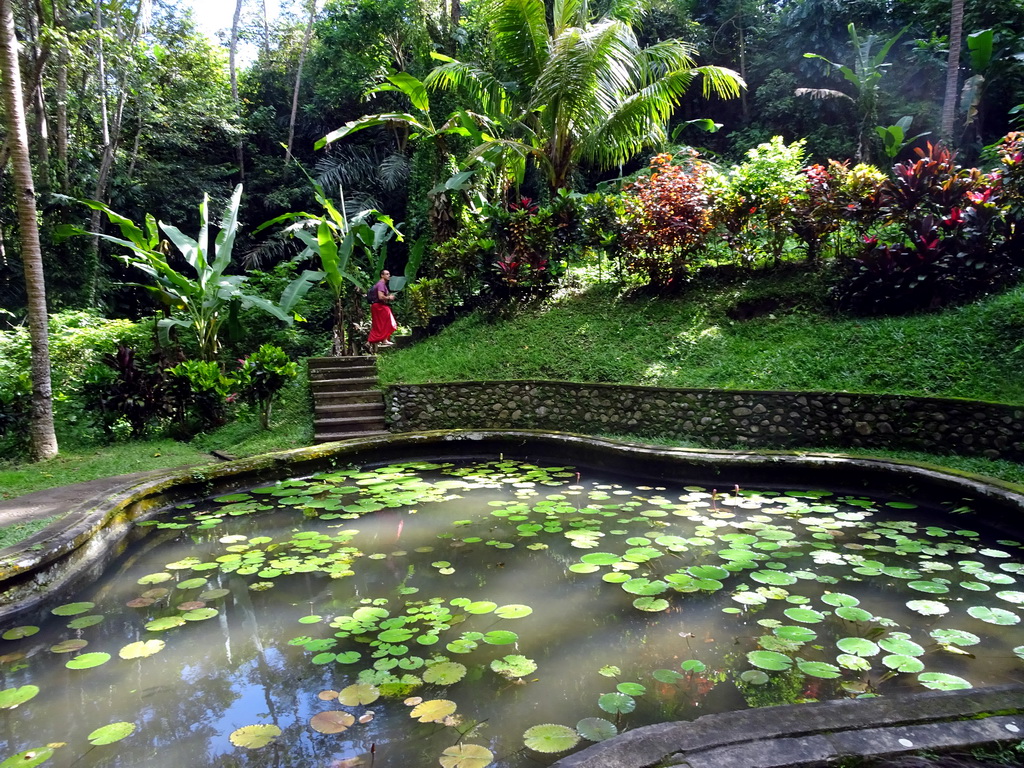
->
[487,0,551,88]
[379,153,410,190]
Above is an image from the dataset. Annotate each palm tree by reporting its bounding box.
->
[0,0,58,460]
[423,0,744,193]
[940,0,964,144]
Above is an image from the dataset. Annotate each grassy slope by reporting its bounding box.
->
[379,273,1024,403]
[0,375,313,502]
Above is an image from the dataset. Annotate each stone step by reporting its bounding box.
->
[307,355,376,367]
[315,390,384,407]
[310,377,379,392]
[315,402,385,418]
[314,429,390,443]
[314,413,386,429]
[309,364,377,380]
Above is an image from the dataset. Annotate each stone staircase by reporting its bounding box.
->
[308,356,388,443]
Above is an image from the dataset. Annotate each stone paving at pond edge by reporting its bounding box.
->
[551,685,1024,768]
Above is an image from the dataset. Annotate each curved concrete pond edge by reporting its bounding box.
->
[1,429,1022,768]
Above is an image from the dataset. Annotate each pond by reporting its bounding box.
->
[0,457,1022,768]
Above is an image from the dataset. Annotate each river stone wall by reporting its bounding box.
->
[385,381,1024,461]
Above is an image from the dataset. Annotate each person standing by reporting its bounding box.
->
[367,269,397,350]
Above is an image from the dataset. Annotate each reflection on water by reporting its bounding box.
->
[0,459,1021,767]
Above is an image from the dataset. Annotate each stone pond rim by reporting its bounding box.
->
[0,430,1022,768]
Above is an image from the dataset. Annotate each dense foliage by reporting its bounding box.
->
[2,0,1024,461]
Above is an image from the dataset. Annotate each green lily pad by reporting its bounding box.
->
[51,602,94,617]
[230,724,282,748]
[879,635,925,656]
[918,672,972,691]
[88,722,136,745]
[836,637,879,657]
[423,661,467,685]
[597,692,636,714]
[967,606,1020,625]
[337,683,380,706]
[907,581,949,594]
[67,616,104,630]
[747,651,792,671]
[464,601,498,615]
[65,652,111,670]
[835,606,873,622]
[882,654,925,673]
[0,685,39,709]
[494,604,533,619]
[576,717,617,742]
[906,600,949,616]
[491,655,537,678]
[145,616,186,631]
[616,682,646,695]
[797,661,841,678]
[482,630,518,645]
[633,597,670,612]
[783,607,824,624]
[930,628,980,647]
[523,723,580,753]
[2,626,39,640]
[652,669,685,683]
[0,748,54,767]
[739,669,770,685]
[439,743,495,768]
[410,699,457,723]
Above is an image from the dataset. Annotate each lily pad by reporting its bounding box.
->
[119,640,165,659]
[797,661,841,678]
[576,717,617,742]
[783,607,824,624]
[309,711,355,734]
[836,637,879,657]
[1,626,39,640]
[597,692,636,714]
[51,602,94,617]
[88,722,136,745]
[0,685,39,709]
[0,748,54,767]
[523,724,580,753]
[410,699,457,723]
[967,606,1020,625]
[440,743,495,768]
[747,651,792,671]
[906,600,949,616]
[337,683,380,706]
[423,662,467,685]
[918,672,972,691]
[491,655,537,679]
[230,724,281,748]
[65,652,111,670]
[494,604,533,619]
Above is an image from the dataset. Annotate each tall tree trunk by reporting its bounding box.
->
[284,2,316,165]
[261,0,270,56]
[53,0,68,191]
[940,0,964,145]
[0,0,58,460]
[230,0,245,181]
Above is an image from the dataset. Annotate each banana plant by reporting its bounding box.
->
[259,179,401,355]
[81,185,321,361]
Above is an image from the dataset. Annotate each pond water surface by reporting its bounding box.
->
[0,459,1022,768]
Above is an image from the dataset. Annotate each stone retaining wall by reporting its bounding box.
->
[385,382,1024,461]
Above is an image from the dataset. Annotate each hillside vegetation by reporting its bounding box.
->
[379,269,1024,405]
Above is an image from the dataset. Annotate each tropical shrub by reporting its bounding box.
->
[831,143,1022,315]
[235,344,299,429]
[166,360,237,436]
[0,372,32,457]
[620,152,715,286]
[84,346,168,439]
[710,137,809,264]
[484,197,565,296]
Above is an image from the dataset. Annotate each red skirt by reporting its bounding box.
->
[367,302,397,343]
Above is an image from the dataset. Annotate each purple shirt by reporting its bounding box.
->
[372,279,389,303]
